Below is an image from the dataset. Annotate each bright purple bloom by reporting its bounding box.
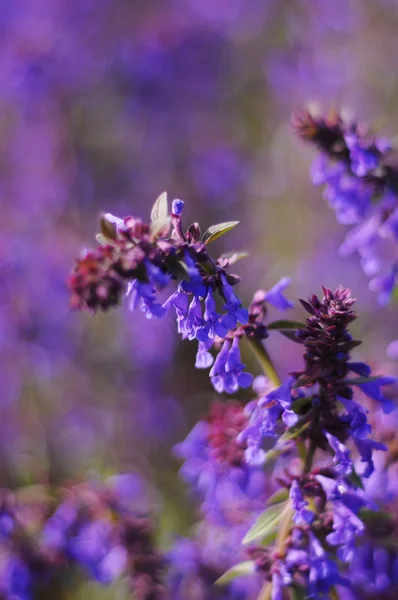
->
[325,432,353,476]
[290,480,314,524]
[326,504,365,563]
[195,340,214,369]
[174,401,269,524]
[239,378,298,466]
[354,437,387,478]
[171,199,184,216]
[354,377,396,414]
[209,338,253,394]
[263,277,294,311]
[220,275,249,330]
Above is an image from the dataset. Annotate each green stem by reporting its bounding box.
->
[247,337,281,387]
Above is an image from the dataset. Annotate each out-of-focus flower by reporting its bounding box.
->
[294,110,398,304]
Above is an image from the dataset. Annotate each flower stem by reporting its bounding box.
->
[247,337,281,387]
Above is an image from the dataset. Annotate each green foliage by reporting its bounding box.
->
[150,191,169,223]
[215,560,256,585]
[266,488,289,506]
[242,501,287,545]
[267,320,306,330]
[219,250,249,265]
[202,221,240,244]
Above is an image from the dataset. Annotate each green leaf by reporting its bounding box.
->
[150,192,168,223]
[242,502,287,545]
[359,508,396,537]
[266,488,289,506]
[219,250,249,265]
[279,330,302,343]
[202,221,239,244]
[347,467,364,490]
[215,561,256,585]
[100,214,119,240]
[150,217,171,238]
[291,585,307,600]
[345,376,384,385]
[279,418,311,443]
[267,320,306,330]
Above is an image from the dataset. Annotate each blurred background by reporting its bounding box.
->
[1,0,398,563]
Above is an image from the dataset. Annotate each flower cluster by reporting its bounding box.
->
[69,194,294,396]
[174,400,272,524]
[170,399,271,598]
[294,110,398,304]
[224,286,397,598]
[0,476,165,600]
[68,195,397,600]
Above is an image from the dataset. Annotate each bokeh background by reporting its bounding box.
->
[2,0,398,581]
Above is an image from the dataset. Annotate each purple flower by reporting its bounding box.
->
[325,431,353,476]
[195,340,214,369]
[290,480,314,524]
[127,279,167,319]
[326,504,365,563]
[0,554,31,600]
[369,266,397,306]
[209,338,253,394]
[338,397,371,440]
[354,437,387,478]
[354,376,396,414]
[220,275,249,330]
[196,287,228,342]
[173,401,269,524]
[68,521,127,584]
[171,199,184,216]
[239,378,298,466]
[295,111,398,304]
[263,277,293,311]
[261,378,298,428]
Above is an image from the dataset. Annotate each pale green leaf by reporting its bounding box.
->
[150,216,171,238]
[150,192,169,223]
[242,502,286,545]
[216,561,256,585]
[219,250,249,265]
[267,320,306,330]
[345,376,384,384]
[266,488,289,506]
[202,221,239,244]
[278,419,311,443]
